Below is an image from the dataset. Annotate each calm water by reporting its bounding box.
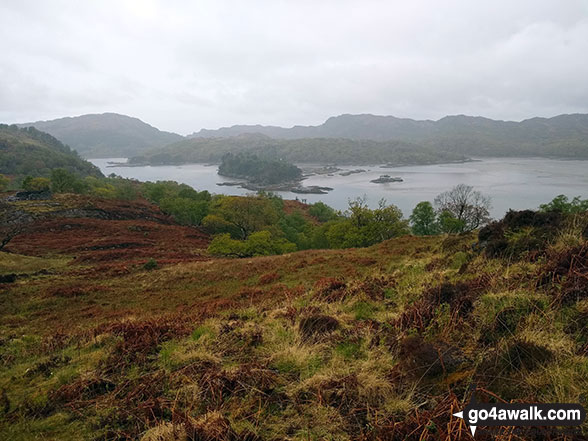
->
[90,158,588,219]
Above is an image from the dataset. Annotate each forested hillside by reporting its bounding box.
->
[189,113,588,158]
[19,113,183,158]
[130,133,466,165]
[0,125,103,179]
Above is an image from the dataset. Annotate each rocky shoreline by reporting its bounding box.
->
[217,180,333,194]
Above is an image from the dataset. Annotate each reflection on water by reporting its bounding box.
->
[90,157,588,219]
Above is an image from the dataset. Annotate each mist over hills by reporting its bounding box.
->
[12,112,588,161]
[129,133,466,166]
[191,113,588,158]
[18,113,183,158]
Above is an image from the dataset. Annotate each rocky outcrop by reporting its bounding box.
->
[6,190,52,202]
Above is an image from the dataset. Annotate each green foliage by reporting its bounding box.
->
[539,194,588,214]
[0,124,102,179]
[143,258,158,270]
[113,181,138,201]
[141,181,211,225]
[410,201,439,235]
[142,181,211,205]
[159,197,209,225]
[207,230,296,257]
[205,195,280,239]
[207,233,247,257]
[245,231,297,256]
[438,210,466,234]
[324,198,409,248]
[278,211,313,250]
[202,214,241,237]
[22,176,51,191]
[218,152,302,184]
[50,169,78,193]
[308,201,338,222]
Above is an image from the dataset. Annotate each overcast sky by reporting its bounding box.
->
[1,0,588,134]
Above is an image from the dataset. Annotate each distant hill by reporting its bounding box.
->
[19,113,183,158]
[189,113,588,158]
[129,133,466,166]
[0,124,103,178]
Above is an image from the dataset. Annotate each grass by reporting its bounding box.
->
[191,324,215,341]
[350,300,378,320]
[0,252,70,275]
[1,216,587,439]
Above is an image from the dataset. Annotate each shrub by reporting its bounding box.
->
[22,176,50,191]
[478,210,564,259]
[143,258,158,270]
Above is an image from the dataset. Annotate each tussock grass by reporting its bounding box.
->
[2,219,588,439]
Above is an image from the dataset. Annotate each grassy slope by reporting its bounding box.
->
[0,205,587,440]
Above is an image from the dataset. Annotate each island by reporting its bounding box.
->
[216,152,332,194]
[370,174,403,183]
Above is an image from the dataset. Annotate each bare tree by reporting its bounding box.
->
[434,184,491,232]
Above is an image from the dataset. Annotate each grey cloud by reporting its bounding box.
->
[1,0,588,133]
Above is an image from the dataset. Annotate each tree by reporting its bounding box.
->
[438,210,466,234]
[207,230,296,257]
[434,184,491,233]
[325,198,409,248]
[159,197,209,225]
[208,195,279,239]
[245,230,296,256]
[50,169,77,193]
[207,233,247,257]
[22,177,51,191]
[309,202,338,222]
[368,200,409,243]
[410,201,439,235]
[539,195,588,214]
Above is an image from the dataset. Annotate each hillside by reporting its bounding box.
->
[0,193,210,268]
[129,133,467,166]
[0,194,587,440]
[189,113,588,158]
[0,125,103,179]
[19,113,183,158]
